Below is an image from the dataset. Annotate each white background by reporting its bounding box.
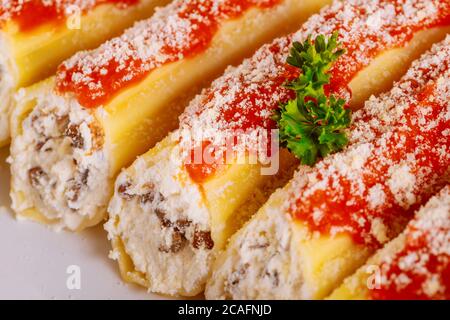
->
[0,146,170,300]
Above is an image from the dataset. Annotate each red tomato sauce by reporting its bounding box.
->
[370,203,450,300]
[0,0,138,32]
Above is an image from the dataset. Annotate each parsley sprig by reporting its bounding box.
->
[274,32,351,166]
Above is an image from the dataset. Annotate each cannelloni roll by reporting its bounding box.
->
[0,0,168,145]
[328,186,449,300]
[205,36,450,300]
[105,0,450,296]
[10,0,331,230]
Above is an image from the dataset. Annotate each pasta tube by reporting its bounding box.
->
[328,186,449,300]
[205,36,450,300]
[0,0,168,145]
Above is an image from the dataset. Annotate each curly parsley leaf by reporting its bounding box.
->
[274,32,351,166]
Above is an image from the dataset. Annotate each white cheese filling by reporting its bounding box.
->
[205,197,305,300]
[10,91,111,231]
[106,137,215,296]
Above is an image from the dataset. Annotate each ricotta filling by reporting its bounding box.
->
[106,139,215,295]
[206,200,305,300]
[10,91,110,230]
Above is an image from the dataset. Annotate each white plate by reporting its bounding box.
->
[0,146,168,300]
